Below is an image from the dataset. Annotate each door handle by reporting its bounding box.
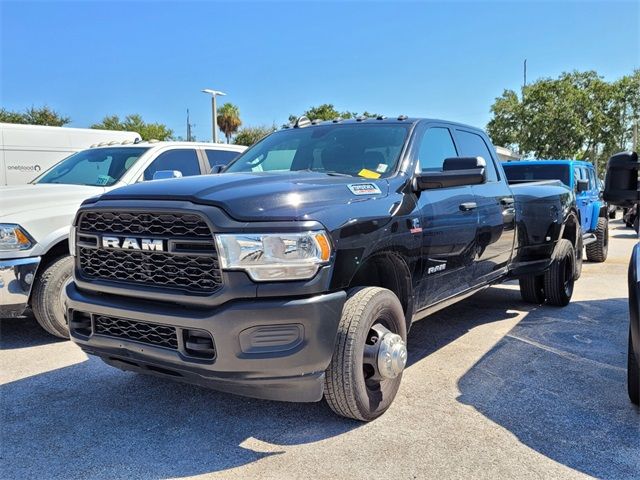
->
[459,202,477,211]
[500,197,514,206]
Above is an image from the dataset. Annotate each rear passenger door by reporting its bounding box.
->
[453,128,515,281]
[415,124,479,308]
[143,148,205,181]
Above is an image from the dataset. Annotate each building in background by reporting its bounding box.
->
[495,146,521,162]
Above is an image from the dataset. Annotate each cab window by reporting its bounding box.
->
[454,130,499,182]
[417,127,458,172]
[144,149,201,181]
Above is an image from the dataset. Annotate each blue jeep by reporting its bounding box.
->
[503,160,609,265]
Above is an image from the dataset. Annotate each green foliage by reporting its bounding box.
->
[91,114,173,141]
[287,104,381,125]
[487,70,639,172]
[234,125,277,146]
[217,103,242,143]
[0,105,70,126]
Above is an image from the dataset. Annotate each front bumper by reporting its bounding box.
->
[65,281,346,402]
[0,257,40,317]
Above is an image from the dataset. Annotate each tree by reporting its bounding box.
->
[217,103,241,143]
[91,114,173,141]
[234,125,277,146]
[287,104,381,125]
[0,105,70,126]
[487,70,639,172]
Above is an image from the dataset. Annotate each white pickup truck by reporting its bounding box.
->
[0,141,246,337]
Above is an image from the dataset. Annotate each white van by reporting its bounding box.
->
[0,123,141,185]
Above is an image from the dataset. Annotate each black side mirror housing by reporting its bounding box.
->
[576,178,589,193]
[210,165,224,174]
[604,151,639,207]
[415,156,487,191]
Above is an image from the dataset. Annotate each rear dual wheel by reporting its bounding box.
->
[324,287,407,421]
[519,239,575,307]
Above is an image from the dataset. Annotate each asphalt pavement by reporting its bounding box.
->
[1,220,639,479]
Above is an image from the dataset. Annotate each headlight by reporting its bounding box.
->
[215,231,332,281]
[0,224,34,251]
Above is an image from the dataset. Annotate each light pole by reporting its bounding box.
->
[201,88,226,143]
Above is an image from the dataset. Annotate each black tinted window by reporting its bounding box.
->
[144,149,201,181]
[418,127,458,172]
[503,164,570,186]
[455,130,498,182]
[205,149,241,169]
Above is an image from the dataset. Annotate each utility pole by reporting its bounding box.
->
[186,109,192,142]
[523,59,527,90]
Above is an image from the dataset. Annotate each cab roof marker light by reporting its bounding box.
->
[376,115,387,120]
[397,115,408,121]
[332,117,342,123]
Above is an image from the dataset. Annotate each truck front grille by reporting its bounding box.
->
[77,210,222,294]
[94,315,178,350]
[79,211,211,238]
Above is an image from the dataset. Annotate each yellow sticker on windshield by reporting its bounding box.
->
[358,168,381,179]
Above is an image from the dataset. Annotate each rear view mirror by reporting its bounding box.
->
[576,179,589,193]
[604,151,640,207]
[152,170,183,181]
[415,156,487,190]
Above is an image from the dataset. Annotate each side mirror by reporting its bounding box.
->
[604,151,639,207]
[152,170,183,181]
[210,165,224,174]
[415,156,487,191]
[576,179,589,193]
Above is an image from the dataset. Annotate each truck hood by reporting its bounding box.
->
[0,184,106,219]
[98,172,391,221]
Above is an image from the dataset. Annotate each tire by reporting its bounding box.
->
[574,226,583,280]
[31,255,73,338]
[585,217,609,263]
[629,328,640,405]
[519,275,545,304]
[324,287,407,421]
[544,239,575,307]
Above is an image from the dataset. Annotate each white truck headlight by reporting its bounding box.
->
[215,231,332,281]
[0,224,34,251]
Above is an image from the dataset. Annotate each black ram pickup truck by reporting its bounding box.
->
[65,117,579,420]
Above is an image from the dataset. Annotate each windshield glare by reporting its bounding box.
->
[35,147,149,186]
[503,163,570,186]
[225,124,411,178]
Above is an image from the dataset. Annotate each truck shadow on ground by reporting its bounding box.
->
[0,313,66,349]
[1,287,638,478]
[454,287,640,478]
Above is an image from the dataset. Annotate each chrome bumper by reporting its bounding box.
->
[0,257,41,317]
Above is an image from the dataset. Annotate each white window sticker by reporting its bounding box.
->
[376,163,388,173]
[347,183,382,195]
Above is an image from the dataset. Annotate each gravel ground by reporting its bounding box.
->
[1,220,639,479]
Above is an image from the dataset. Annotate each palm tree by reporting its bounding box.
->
[217,103,242,143]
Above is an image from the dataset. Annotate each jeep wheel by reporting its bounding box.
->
[585,217,608,262]
[324,287,407,421]
[31,255,73,338]
[544,239,575,307]
[629,328,640,405]
[519,275,545,304]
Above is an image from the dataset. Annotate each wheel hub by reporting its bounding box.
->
[376,330,407,379]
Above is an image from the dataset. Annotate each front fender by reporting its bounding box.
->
[590,201,604,230]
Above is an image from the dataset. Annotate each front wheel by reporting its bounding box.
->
[324,287,407,421]
[629,328,640,405]
[544,239,575,307]
[31,255,73,338]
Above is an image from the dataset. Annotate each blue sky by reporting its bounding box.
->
[1,1,638,142]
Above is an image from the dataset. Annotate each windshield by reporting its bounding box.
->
[34,147,150,186]
[224,124,411,178]
[502,163,570,186]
